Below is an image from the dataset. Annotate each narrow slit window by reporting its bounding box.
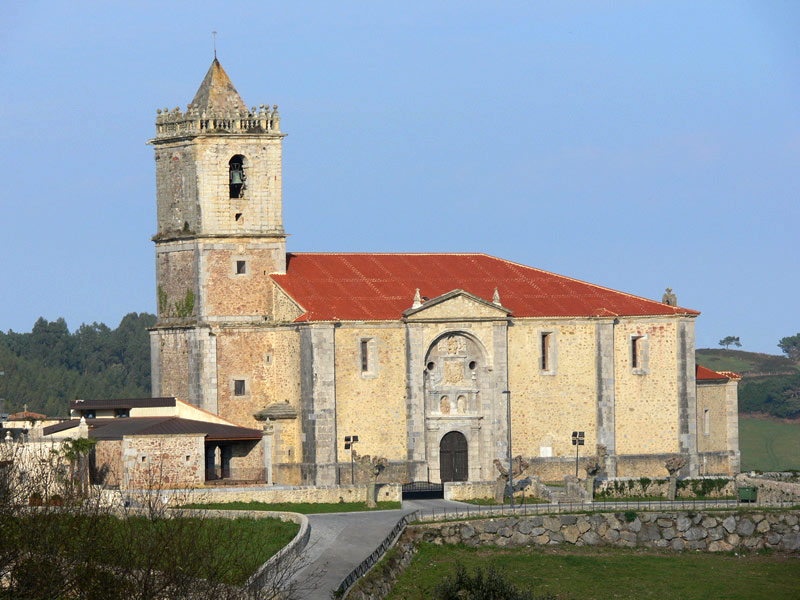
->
[541,333,551,371]
[234,379,246,396]
[236,260,246,275]
[703,408,711,436]
[632,336,642,369]
[361,340,369,373]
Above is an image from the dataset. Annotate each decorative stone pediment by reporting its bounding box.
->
[403,289,511,321]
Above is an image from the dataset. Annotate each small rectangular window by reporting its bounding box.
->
[114,409,129,418]
[236,260,246,275]
[703,408,710,436]
[541,333,551,371]
[361,340,369,373]
[631,336,642,368]
[234,379,246,396]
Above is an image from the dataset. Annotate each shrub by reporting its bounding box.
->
[433,563,555,600]
[623,510,637,523]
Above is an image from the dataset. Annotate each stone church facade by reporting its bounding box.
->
[148,60,740,486]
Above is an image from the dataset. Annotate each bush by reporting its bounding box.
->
[434,563,557,600]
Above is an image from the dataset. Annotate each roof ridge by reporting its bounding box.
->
[478,253,699,316]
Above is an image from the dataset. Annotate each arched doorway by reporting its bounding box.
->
[440,431,468,482]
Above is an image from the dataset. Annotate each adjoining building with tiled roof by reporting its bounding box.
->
[144,59,740,488]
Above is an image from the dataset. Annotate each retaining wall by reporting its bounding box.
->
[737,474,800,503]
[408,510,800,553]
[120,483,402,506]
[596,476,736,499]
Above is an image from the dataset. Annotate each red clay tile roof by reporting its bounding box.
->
[271,253,700,322]
[696,365,740,381]
[7,410,47,420]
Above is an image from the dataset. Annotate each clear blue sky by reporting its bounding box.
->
[1,1,798,353]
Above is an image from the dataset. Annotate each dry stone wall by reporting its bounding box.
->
[408,510,800,553]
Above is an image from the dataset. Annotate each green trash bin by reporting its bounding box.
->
[737,486,757,503]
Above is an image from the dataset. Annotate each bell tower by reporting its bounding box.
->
[147,59,287,412]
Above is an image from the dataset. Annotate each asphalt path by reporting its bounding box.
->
[290,499,470,600]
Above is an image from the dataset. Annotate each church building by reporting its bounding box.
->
[148,59,740,487]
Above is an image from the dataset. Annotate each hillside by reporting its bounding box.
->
[695,348,798,378]
[696,348,800,420]
[0,313,156,418]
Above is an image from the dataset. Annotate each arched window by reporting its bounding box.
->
[229,155,246,198]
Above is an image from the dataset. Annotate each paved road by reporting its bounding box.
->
[290,499,470,600]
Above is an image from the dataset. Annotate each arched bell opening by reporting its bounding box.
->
[229,154,246,198]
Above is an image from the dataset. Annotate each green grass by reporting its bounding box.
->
[182,500,402,514]
[696,349,797,375]
[461,497,549,506]
[739,417,800,471]
[12,513,298,586]
[387,542,800,600]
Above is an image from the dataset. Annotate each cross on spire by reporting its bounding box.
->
[212,30,217,59]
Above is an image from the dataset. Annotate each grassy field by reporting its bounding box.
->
[387,543,800,600]
[182,500,401,513]
[695,349,797,375]
[739,417,800,471]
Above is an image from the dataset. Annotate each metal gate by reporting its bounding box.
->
[402,480,443,499]
[440,431,468,482]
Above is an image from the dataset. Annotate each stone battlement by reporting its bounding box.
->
[154,103,281,139]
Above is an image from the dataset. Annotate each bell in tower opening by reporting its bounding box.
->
[229,154,246,198]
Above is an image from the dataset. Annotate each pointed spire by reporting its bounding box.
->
[412,288,422,309]
[191,58,248,116]
[492,287,501,306]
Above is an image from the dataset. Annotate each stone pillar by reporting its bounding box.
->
[677,319,699,476]
[149,330,162,397]
[595,321,617,476]
[726,378,741,473]
[491,322,510,475]
[261,420,274,485]
[188,326,218,414]
[404,322,427,481]
[300,324,338,485]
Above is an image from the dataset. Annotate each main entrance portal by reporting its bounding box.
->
[439,431,468,482]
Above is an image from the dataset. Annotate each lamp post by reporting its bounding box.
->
[572,431,585,477]
[344,435,359,484]
[503,390,513,508]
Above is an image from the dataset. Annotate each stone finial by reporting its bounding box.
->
[271,104,280,131]
[4,431,11,443]
[412,288,422,309]
[492,287,501,306]
[662,287,677,306]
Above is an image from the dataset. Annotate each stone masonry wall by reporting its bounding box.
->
[509,319,597,460]
[181,483,401,505]
[152,328,190,399]
[201,241,285,318]
[696,381,729,453]
[614,319,679,455]
[155,243,196,320]
[215,326,302,431]
[335,324,407,462]
[92,440,123,486]
[122,434,204,489]
[410,510,800,553]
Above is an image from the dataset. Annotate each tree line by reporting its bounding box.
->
[0,313,156,418]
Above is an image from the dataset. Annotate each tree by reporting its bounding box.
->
[778,333,800,363]
[718,336,741,349]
